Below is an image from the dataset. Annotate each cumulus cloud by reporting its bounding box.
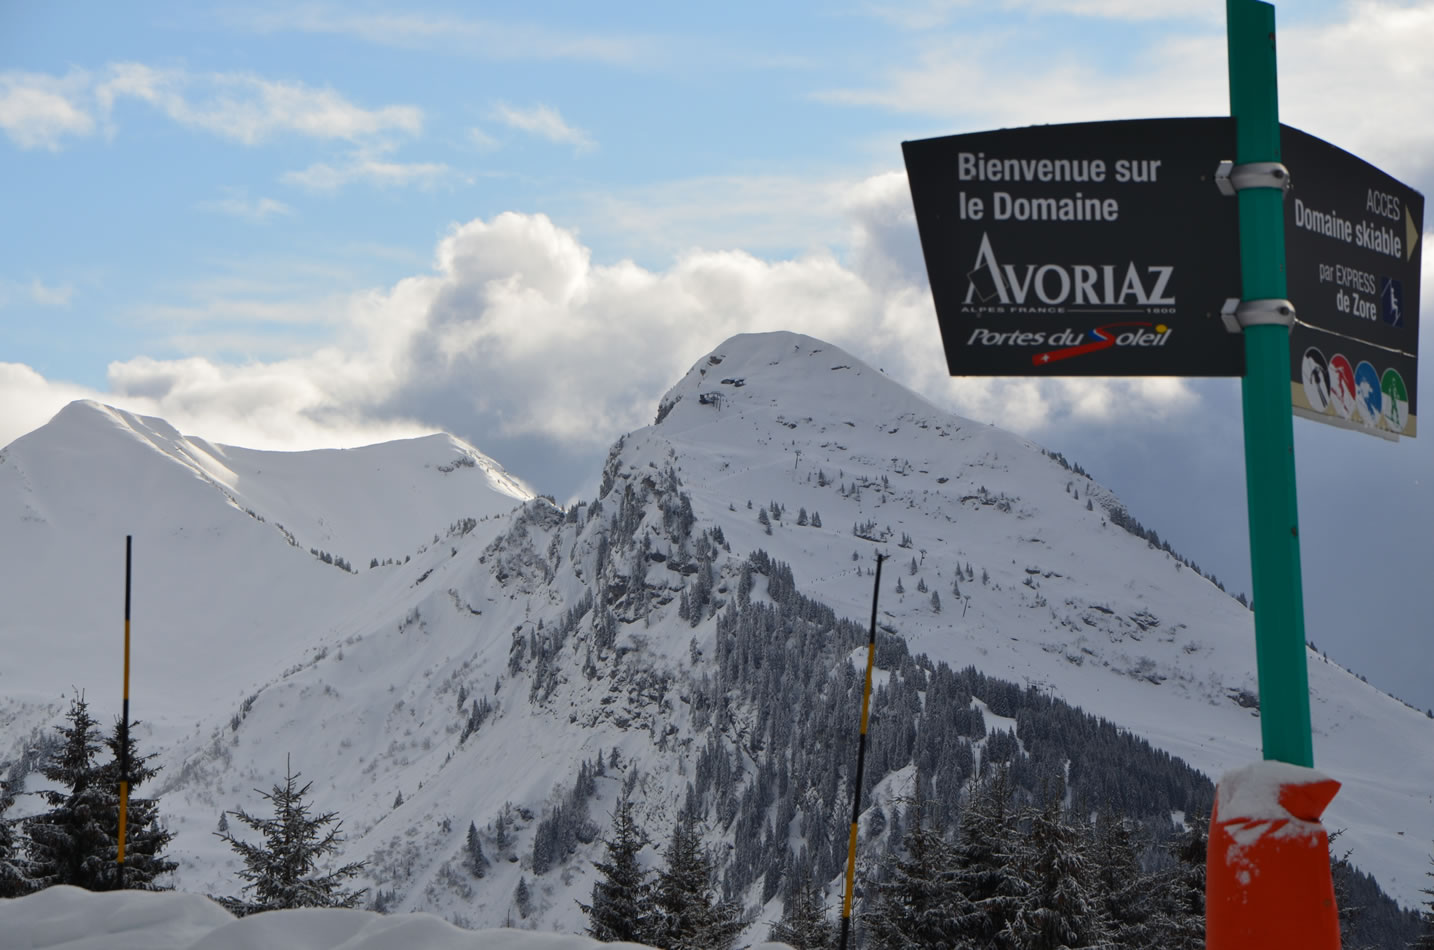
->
[0,364,106,449]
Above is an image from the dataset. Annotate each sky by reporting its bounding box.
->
[2,1,1431,715]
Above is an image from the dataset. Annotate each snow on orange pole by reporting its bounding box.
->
[1206,761,1341,949]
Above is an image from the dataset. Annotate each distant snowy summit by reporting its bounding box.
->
[2,398,533,556]
[654,331,944,434]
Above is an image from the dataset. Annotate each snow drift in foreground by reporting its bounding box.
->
[0,886,797,950]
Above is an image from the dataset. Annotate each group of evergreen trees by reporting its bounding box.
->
[0,694,174,896]
[579,769,1206,950]
[582,796,743,950]
[861,771,1206,950]
[0,695,363,916]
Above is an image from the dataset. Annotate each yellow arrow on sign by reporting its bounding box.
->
[1407,205,1421,262]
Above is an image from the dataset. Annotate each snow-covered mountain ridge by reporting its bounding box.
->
[1,333,1429,937]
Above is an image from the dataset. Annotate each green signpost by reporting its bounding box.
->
[1226,0,1313,768]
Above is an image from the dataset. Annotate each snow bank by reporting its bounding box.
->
[0,886,798,950]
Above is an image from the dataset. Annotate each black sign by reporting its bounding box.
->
[1283,125,1423,437]
[904,118,1244,376]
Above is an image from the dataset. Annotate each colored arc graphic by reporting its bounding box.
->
[1032,322,1151,366]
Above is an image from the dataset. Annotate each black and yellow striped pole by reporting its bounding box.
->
[117,534,132,889]
[839,552,885,950]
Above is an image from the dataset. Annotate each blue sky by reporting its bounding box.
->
[3,1,1433,714]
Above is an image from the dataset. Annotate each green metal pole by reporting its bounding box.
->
[1227,0,1313,768]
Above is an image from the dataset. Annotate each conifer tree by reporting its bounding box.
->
[494,805,512,857]
[769,874,836,950]
[652,809,742,950]
[1139,814,1207,949]
[863,792,962,950]
[0,779,32,897]
[1414,848,1434,950]
[944,768,1022,946]
[25,695,112,891]
[582,795,652,943]
[93,716,176,889]
[1007,795,1107,949]
[465,821,489,878]
[515,875,532,918]
[215,758,366,913]
[1088,808,1150,944]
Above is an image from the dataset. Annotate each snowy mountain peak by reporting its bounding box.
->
[654,331,939,435]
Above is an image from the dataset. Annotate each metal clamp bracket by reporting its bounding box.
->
[1221,297,1296,333]
[1215,160,1291,197]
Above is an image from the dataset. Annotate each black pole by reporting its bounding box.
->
[118,535,131,889]
[840,553,885,950]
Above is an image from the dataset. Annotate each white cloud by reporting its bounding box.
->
[97,63,423,145]
[1,62,423,152]
[469,127,501,152]
[281,151,454,191]
[233,5,655,66]
[490,103,594,152]
[858,0,1216,31]
[0,363,106,449]
[1002,0,1215,20]
[197,192,293,221]
[573,173,866,265]
[818,30,1225,127]
[28,280,74,307]
[0,70,95,150]
[822,2,1434,178]
[1278,3,1434,178]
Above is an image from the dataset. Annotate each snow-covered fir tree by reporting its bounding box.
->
[214,758,366,914]
[1136,814,1207,948]
[24,695,113,891]
[1414,849,1434,950]
[93,717,177,889]
[582,794,652,943]
[1087,809,1150,945]
[768,874,835,950]
[863,789,962,950]
[1006,794,1108,949]
[0,779,32,897]
[651,808,742,950]
[514,875,532,918]
[465,821,488,878]
[940,767,1024,946]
